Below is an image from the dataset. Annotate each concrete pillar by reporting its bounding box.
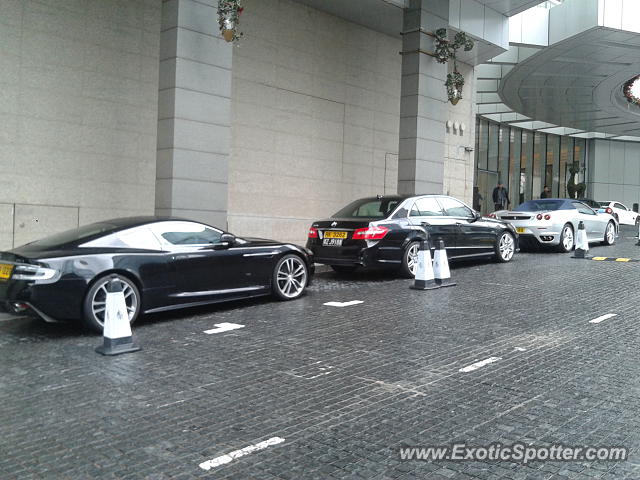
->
[398,0,449,195]
[156,0,233,227]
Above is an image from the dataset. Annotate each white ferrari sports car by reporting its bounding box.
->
[490,198,617,252]
[597,201,640,226]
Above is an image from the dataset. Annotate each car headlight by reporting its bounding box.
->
[12,265,61,284]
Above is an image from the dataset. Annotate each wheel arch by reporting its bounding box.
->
[84,268,144,301]
[273,250,311,286]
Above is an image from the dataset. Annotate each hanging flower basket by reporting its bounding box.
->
[432,29,474,105]
[445,70,465,105]
[218,0,243,43]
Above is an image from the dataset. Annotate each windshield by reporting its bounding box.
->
[21,222,121,249]
[333,198,402,218]
[515,200,568,212]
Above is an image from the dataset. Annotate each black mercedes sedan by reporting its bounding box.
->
[0,217,314,332]
[307,194,518,276]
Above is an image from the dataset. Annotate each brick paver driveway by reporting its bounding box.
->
[3,227,640,479]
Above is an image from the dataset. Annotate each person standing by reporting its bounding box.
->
[540,185,551,198]
[473,186,483,212]
[492,182,510,211]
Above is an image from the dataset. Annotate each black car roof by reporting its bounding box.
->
[100,216,208,228]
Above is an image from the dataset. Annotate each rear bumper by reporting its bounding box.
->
[308,243,401,268]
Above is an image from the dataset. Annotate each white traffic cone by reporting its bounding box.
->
[572,221,589,259]
[410,238,439,290]
[433,240,456,287]
[96,278,141,355]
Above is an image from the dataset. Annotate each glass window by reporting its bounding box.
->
[614,203,626,210]
[521,131,534,202]
[532,132,545,200]
[498,126,510,184]
[81,225,162,250]
[410,198,444,216]
[572,201,596,215]
[477,120,488,170]
[574,138,586,183]
[516,199,570,211]
[559,136,573,198]
[333,198,401,218]
[438,197,473,217]
[488,123,499,171]
[546,134,560,197]
[509,128,522,207]
[149,221,223,246]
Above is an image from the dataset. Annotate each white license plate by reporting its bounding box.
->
[323,238,343,247]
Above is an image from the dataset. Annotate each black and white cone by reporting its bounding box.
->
[433,240,456,287]
[410,239,439,290]
[572,221,589,259]
[96,279,141,356]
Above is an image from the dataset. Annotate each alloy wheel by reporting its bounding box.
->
[562,226,574,251]
[91,277,138,327]
[499,233,515,261]
[606,222,615,244]
[276,256,307,299]
[407,243,420,276]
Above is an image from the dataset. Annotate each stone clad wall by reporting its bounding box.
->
[0,0,161,249]
[227,0,401,244]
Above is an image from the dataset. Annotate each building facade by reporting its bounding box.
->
[1,0,639,249]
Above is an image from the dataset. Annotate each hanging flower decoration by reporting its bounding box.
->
[433,29,474,104]
[623,75,640,106]
[445,70,465,106]
[218,0,243,43]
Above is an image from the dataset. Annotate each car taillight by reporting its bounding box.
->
[488,213,496,219]
[536,214,543,220]
[12,265,60,284]
[544,214,551,220]
[606,207,613,214]
[352,226,389,240]
[308,227,318,238]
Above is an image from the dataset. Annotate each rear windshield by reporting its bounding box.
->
[598,202,609,207]
[333,198,402,218]
[21,222,120,249]
[516,200,569,212]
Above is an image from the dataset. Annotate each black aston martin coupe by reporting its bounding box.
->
[0,217,314,331]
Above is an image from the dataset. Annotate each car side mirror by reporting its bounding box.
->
[210,233,236,250]
[470,211,482,222]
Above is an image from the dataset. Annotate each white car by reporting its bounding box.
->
[490,198,617,252]
[597,201,639,226]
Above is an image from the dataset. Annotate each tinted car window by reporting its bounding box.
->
[598,202,610,208]
[410,198,443,217]
[438,197,473,217]
[149,221,223,246]
[572,201,596,215]
[614,203,626,210]
[516,200,568,211]
[333,198,401,218]
[81,225,162,250]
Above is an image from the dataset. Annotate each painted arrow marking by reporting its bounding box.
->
[204,323,245,334]
[199,437,285,470]
[589,313,617,324]
[323,300,364,307]
[459,356,502,373]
